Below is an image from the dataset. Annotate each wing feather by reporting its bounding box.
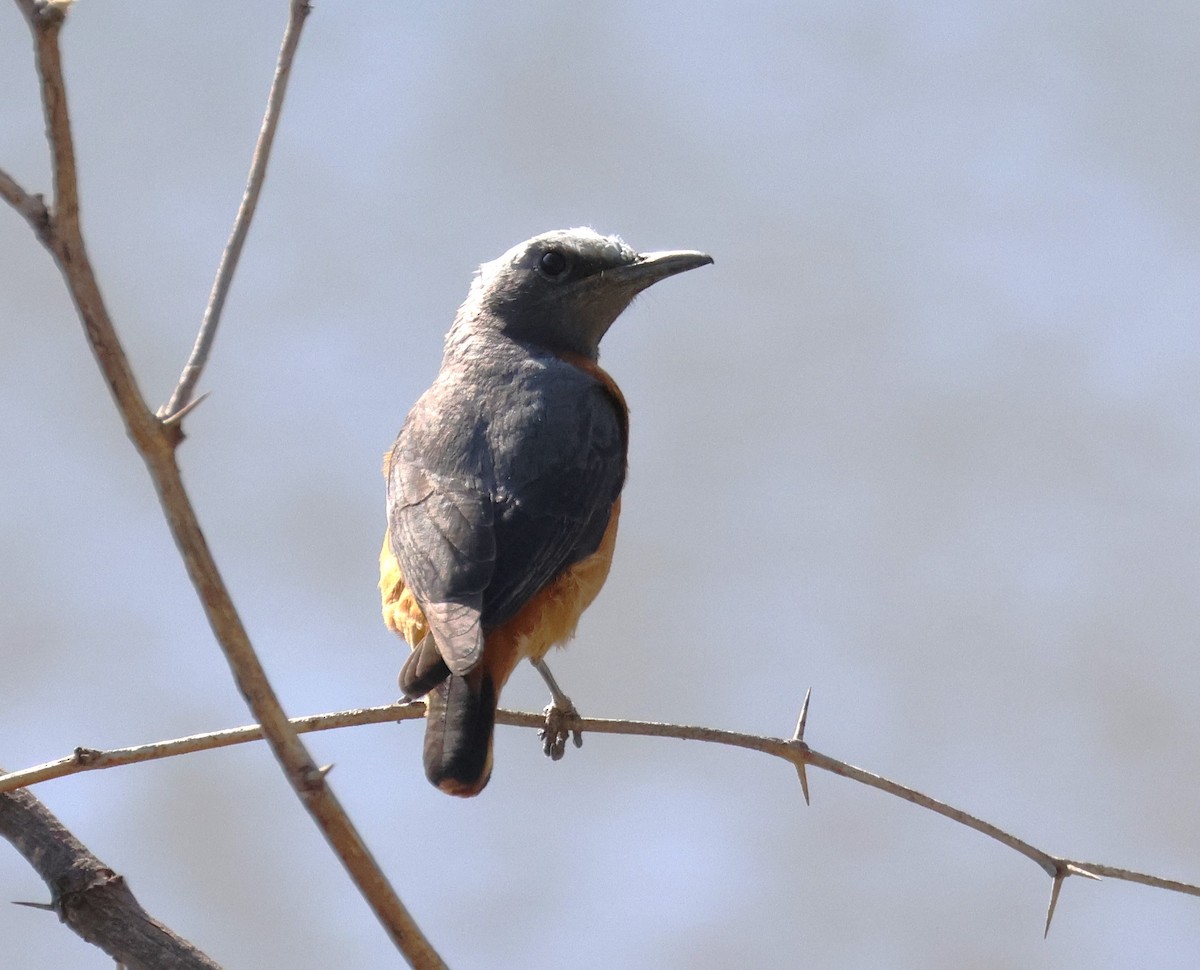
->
[385,354,626,676]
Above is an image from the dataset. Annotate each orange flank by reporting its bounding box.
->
[378,496,621,695]
[378,538,427,647]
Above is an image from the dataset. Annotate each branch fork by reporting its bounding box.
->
[2,2,445,967]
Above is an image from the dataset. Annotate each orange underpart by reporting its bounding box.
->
[378,496,621,682]
[480,495,621,692]
[378,538,427,646]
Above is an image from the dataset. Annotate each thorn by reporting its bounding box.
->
[159,390,211,426]
[1044,870,1065,938]
[11,899,56,912]
[301,763,333,788]
[788,689,813,804]
[794,760,811,806]
[792,688,812,742]
[33,1,71,26]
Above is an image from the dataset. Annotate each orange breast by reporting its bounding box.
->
[380,496,622,692]
[479,496,622,691]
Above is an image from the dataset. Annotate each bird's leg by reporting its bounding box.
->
[531,657,583,760]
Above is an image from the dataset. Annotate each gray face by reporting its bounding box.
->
[463,228,713,359]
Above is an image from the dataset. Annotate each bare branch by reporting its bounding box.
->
[3,699,1198,927]
[5,4,446,966]
[17,1,78,234]
[159,0,310,421]
[8,0,1189,957]
[0,777,221,969]
[0,704,427,793]
[9,0,163,456]
[0,166,49,237]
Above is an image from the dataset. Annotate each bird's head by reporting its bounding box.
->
[454,228,713,360]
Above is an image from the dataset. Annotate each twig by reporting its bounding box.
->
[0,703,427,793]
[2,698,1197,931]
[3,4,446,967]
[0,775,222,969]
[7,0,1193,955]
[158,0,308,421]
[0,166,49,235]
[13,0,157,453]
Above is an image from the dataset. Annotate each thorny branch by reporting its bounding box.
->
[1,696,1196,937]
[2,2,445,967]
[0,777,221,970]
[4,0,1196,961]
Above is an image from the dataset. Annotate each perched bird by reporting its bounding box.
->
[380,228,712,796]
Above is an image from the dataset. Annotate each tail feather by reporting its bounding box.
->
[423,670,496,797]
[399,635,451,697]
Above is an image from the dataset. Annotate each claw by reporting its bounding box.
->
[532,657,583,759]
[540,699,582,760]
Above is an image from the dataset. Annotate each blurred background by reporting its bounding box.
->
[2,1,1198,967]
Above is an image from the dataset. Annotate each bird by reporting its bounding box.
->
[379,228,712,796]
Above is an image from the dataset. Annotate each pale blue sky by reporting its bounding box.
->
[2,2,1198,967]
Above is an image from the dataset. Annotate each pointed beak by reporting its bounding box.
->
[613,249,714,291]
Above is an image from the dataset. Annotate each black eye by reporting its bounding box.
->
[539,249,568,277]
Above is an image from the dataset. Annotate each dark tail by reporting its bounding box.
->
[399,635,451,698]
[422,669,497,797]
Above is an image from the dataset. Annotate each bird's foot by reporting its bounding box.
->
[532,657,583,760]
[540,696,583,761]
